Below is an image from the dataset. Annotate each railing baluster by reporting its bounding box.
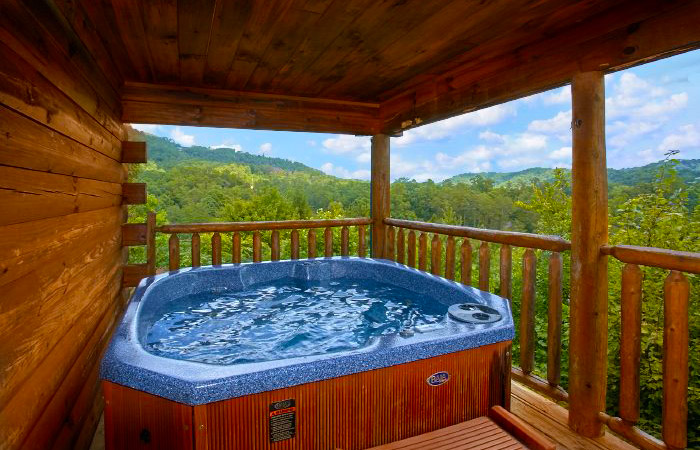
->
[396,228,405,264]
[479,241,490,291]
[308,229,317,258]
[212,232,222,265]
[548,252,563,386]
[386,226,395,260]
[191,233,201,267]
[232,231,241,263]
[358,226,366,257]
[461,239,472,286]
[499,244,512,299]
[418,233,428,271]
[271,230,280,261]
[253,231,261,262]
[619,263,642,423]
[520,248,536,374]
[168,234,180,271]
[324,227,333,257]
[341,226,349,256]
[290,229,299,259]
[407,231,416,268]
[445,236,455,280]
[662,270,689,449]
[430,234,442,275]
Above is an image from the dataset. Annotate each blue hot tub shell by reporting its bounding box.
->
[101,257,515,406]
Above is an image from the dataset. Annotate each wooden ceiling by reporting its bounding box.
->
[48,0,700,134]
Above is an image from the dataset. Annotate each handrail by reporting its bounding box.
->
[383,217,569,407]
[601,244,700,274]
[157,217,372,233]
[383,218,571,252]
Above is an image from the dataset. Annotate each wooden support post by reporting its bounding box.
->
[461,239,472,286]
[619,263,642,424]
[146,212,156,275]
[547,252,563,387]
[270,230,280,261]
[407,231,416,268]
[371,134,390,258]
[168,234,179,271]
[191,233,201,267]
[358,226,366,257]
[569,71,609,437]
[290,230,300,259]
[211,232,222,265]
[232,232,241,263]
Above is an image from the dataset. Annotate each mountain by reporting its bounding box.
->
[445,159,700,187]
[129,129,322,175]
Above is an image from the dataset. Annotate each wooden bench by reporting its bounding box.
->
[367,406,556,450]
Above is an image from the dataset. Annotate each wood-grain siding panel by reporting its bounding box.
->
[0,207,125,288]
[0,165,122,226]
[0,41,122,160]
[0,4,128,449]
[192,342,511,450]
[0,106,126,183]
[0,227,123,410]
[0,0,123,138]
[4,266,123,449]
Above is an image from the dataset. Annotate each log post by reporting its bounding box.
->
[568,71,609,437]
[146,211,156,276]
[371,134,390,258]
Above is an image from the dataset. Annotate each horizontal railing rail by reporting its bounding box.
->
[383,218,570,403]
[599,244,696,450]
[156,217,371,272]
[156,218,372,234]
[384,218,571,252]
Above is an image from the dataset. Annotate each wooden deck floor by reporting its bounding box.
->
[90,382,638,450]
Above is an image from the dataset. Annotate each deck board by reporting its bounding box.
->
[89,381,639,450]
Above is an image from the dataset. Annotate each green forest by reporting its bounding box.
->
[127,130,699,446]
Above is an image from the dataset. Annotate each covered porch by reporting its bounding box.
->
[1,1,698,449]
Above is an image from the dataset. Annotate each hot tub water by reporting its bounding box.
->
[145,277,446,365]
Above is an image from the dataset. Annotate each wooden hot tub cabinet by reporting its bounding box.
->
[103,341,511,449]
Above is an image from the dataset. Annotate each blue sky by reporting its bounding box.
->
[132,50,700,182]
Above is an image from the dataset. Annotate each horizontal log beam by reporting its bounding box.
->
[121,223,147,246]
[601,245,700,274]
[122,263,148,288]
[381,0,700,134]
[121,141,147,163]
[121,183,146,205]
[384,218,570,252]
[122,82,381,135]
[156,217,372,233]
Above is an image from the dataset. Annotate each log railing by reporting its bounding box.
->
[598,244,697,450]
[383,218,571,402]
[153,218,372,271]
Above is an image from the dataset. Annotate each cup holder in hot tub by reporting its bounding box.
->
[448,303,502,324]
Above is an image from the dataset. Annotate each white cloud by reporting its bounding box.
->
[542,86,571,105]
[548,146,571,160]
[527,110,571,142]
[658,124,700,151]
[322,135,371,163]
[320,162,370,180]
[259,142,272,155]
[170,126,195,146]
[394,103,516,147]
[479,130,506,144]
[131,124,161,133]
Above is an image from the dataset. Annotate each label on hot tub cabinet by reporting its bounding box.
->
[269,399,296,442]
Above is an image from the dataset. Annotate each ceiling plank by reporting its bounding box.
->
[141,0,180,83]
[202,0,253,87]
[121,82,381,135]
[381,0,700,134]
[224,0,296,90]
[177,0,217,84]
[110,0,155,82]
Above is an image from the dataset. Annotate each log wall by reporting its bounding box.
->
[0,2,129,448]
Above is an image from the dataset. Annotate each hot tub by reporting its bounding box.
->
[101,257,514,449]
